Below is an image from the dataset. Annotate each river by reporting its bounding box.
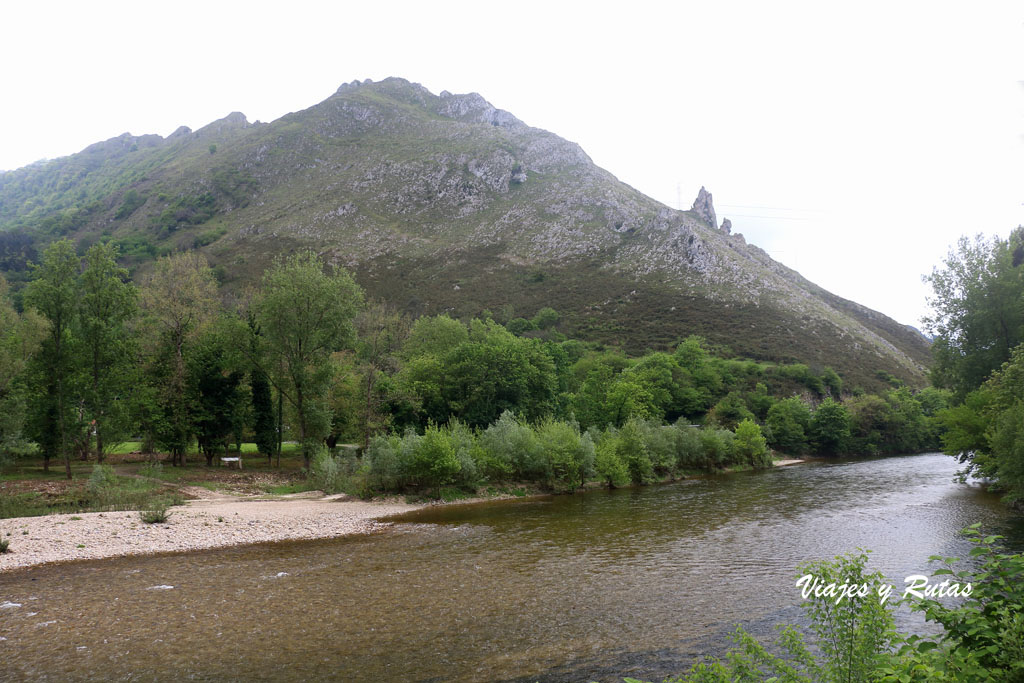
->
[2,453,1022,682]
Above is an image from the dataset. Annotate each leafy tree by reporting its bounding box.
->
[766,397,812,454]
[924,230,1024,398]
[845,394,892,456]
[401,314,467,359]
[408,423,460,496]
[708,391,755,430]
[23,239,80,477]
[254,252,363,468]
[535,418,593,492]
[0,275,45,465]
[246,312,277,464]
[139,251,218,465]
[78,243,137,461]
[187,320,246,465]
[809,398,851,455]
[733,418,770,468]
[433,321,558,428]
[594,429,629,488]
[745,382,775,421]
[532,306,559,329]
[618,418,655,484]
[353,302,409,449]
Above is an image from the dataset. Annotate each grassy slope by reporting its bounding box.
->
[0,78,930,392]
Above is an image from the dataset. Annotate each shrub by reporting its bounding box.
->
[365,434,406,491]
[310,448,351,495]
[479,411,542,480]
[409,424,461,496]
[139,504,171,524]
[447,420,482,490]
[618,419,655,484]
[139,460,164,479]
[672,422,706,470]
[535,418,592,492]
[594,431,629,488]
[699,429,735,469]
[877,526,1024,681]
[636,420,677,476]
[0,537,9,553]
[733,419,771,468]
[87,464,118,496]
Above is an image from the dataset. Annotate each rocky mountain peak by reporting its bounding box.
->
[437,90,523,129]
[691,186,717,228]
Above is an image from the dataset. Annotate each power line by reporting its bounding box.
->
[718,203,825,213]
[725,214,812,221]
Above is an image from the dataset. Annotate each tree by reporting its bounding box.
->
[733,418,770,467]
[809,398,851,455]
[246,312,277,464]
[255,252,363,468]
[924,230,1024,398]
[23,239,80,478]
[78,243,137,462]
[766,397,812,454]
[139,251,218,465]
[187,319,246,466]
[708,391,755,430]
[353,302,409,450]
[0,275,45,465]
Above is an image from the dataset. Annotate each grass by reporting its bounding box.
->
[0,473,183,519]
[262,481,317,495]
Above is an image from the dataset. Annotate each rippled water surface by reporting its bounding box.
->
[3,454,1022,682]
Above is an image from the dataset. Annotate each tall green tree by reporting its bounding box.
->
[78,243,137,462]
[809,398,851,455]
[766,396,812,454]
[188,319,246,466]
[924,230,1024,397]
[353,302,409,450]
[0,275,46,465]
[139,251,218,465]
[255,252,363,468]
[23,239,79,478]
[246,312,277,464]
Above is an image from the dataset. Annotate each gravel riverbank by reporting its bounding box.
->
[0,494,423,573]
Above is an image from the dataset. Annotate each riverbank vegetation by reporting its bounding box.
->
[630,526,1024,682]
[926,227,1024,506]
[1,239,948,508]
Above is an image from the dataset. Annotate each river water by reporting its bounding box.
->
[2,453,1022,682]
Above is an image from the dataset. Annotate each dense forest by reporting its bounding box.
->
[1,238,950,499]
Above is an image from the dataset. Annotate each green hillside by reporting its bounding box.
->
[0,77,929,391]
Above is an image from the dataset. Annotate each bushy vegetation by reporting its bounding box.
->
[630,527,1024,682]
[0,239,947,503]
[925,227,1024,505]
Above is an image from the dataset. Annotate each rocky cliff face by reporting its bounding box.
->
[0,77,930,389]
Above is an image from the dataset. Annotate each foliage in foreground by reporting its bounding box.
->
[628,526,1024,682]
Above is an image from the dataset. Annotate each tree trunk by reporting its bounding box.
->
[276,391,283,468]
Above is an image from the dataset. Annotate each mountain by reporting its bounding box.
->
[0,77,930,391]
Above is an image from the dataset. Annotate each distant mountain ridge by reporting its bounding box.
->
[0,77,930,391]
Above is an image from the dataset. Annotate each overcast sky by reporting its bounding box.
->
[1,1,1021,327]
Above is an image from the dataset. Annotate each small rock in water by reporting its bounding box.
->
[147,585,174,590]
[0,601,21,609]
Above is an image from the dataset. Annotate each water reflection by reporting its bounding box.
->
[2,454,1021,682]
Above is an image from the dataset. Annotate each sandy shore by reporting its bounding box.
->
[0,492,423,573]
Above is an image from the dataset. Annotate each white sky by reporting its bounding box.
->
[1,1,1021,327]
